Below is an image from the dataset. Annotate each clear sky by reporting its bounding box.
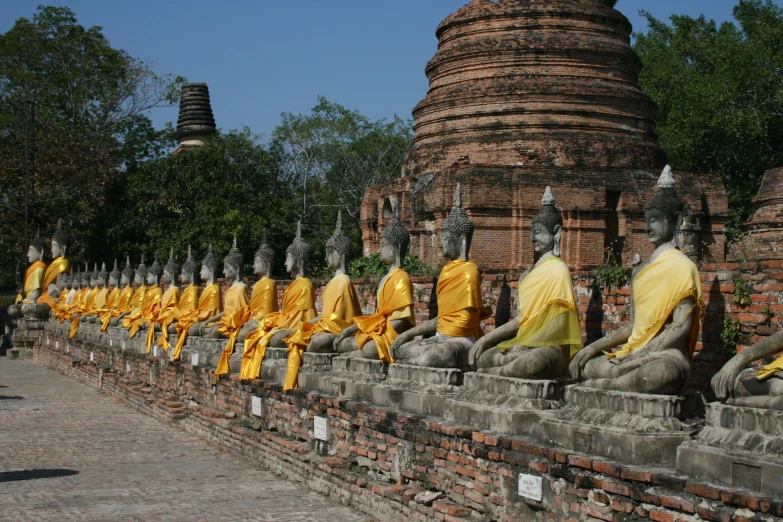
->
[2,1,778,138]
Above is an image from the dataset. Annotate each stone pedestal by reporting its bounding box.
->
[371,364,464,416]
[188,338,227,369]
[540,386,702,466]
[677,403,783,497]
[11,318,46,357]
[317,356,388,401]
[297,352,338,390]
[443,374,570,435]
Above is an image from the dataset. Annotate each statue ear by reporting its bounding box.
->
[673,213,683,248]
[553,225,563,257]
[460,235,468,261]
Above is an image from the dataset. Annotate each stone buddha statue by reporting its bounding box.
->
[201,237,249,339]
[120,258,149,332]
[158,246,200,354]
[392,184,486,368]
[712,331,783,409]
[103,257,136,330]
[236,233,279,344]
[239,222,317,381]
[569,166,702,395]
[51,272,71,320]
[172,245,223,361]
[281,212,362,390]
[9,231,48,320]
[126,257,163,342]
[145,249,182,352]
[69,263,109,338]
[469,187,583,378]
[334,204,415,361]
[25,220,71,318]
[88,260,120,324]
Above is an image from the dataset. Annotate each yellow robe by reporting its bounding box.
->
[172,283,222,361]
[37,257,70,307]
[52,291,69,318]
[609,248,701,360]
[498,256,583,357]
[435,259,485,339]
[100,286,134,332]
[239,278,316,381]
[69,287,108,338]
[145,285,180,353]
[352,268,415,363]
[122,285,152,338]
[283,274,361,390]
[157,285,199,352]
[15,261,46,304]
[213,284,252,376]
[63,288,88,322]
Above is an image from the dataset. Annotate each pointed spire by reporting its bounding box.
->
[113,259,118,270]
[169,247,174,259]
[232,235,238,248]
[188,245,192,258]
[658,165,675,189]
[453,183,462,208]
[336,210,343,231]
[296,221,302,238]
[541,186,555,206]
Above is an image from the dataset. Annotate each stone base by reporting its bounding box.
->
[540,386,702,466]
[297,352,338,390]
[371,364,464,416]
[11,318,46,351]
[317,356,388,401]
[443,373,570,435]
[677,403,783,497]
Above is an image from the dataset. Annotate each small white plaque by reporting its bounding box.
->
[90,352,94,362]
[66,344,69,354]
[154,346,161,357]
[518,473,543,502]
[109,339,113,347]
[126,363,131,373]
[121,340,126,351]
[251,396,263,417]
[47,337,50,346]
[55,340,59,349]
[191,352,200,366]
[314,416,329,442]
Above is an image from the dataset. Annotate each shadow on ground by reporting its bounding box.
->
[0,469,79,482]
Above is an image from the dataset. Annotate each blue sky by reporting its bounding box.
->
[2,1,777,138]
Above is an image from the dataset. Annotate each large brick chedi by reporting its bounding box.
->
[361,0,728,270]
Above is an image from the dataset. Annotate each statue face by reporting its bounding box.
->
[27,245,42,263]
[325,248,342,270]
[378,238,396,265]
[109,276,118,288]
[224,263,237,279]
[253,256,268,276]
[181,271,192,284]
[51,240,62,258]
[284,253,296,274]
[200,264,211,281]
[532,223,555,255]
[90,277,97,287]
[146,273,156,285]
[162,269,173,284]
[439,230,460,260]
[133,273,143,286]
[645,208,676,247]
[120,274,130,286]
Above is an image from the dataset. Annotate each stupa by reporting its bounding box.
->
[173,83,217,151]
[361,0,728,270]
[729,167,783,261]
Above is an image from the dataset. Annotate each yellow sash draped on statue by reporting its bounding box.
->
[37,257,70,306]
[17,261,46,303]
[51,291,69,318]
[122,285,153,338]
[58,290,81,322]
[239,278,315,381]
[172,283,222,361]
[145,285,180,353]
[353,268,415,363]
[156,285,198,352]
[212,284,251,376]
[100,286,133,331]
[282,274,361,391]
[61,289,86,322]
[497,256,583,357]
[609,248,701,360]
[436,259,485,338]
[69,287,108,338]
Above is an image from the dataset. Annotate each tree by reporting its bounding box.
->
[0,6,181,287]
[634,0,783,240]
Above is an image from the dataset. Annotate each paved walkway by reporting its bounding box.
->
[0,358,370,522]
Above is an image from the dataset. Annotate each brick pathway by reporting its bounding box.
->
[0,358,370,522]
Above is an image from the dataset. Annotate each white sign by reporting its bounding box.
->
[47,337,50,346]
[55,340,59,349]
[121,340,126,351]
[65,344,69,354]
[251,396,263,417]
[90,352,94,362]
[518,473,543,502]
[126,363,132,373]
[191,352,200,366]
[314,416,329,442]
[109,339,113,347]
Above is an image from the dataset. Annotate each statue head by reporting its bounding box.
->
[108,259,120,288]
[147,257,162,285]
[96,263,108,288]
[223,235,243,281]
[379,199,410,267]
[325,211,351,273]
[182,245,198,285]
[645,165,684,248]
[285,222,312,276]
[163,248,180,285]
[121,256,133,287]
[58,272,70,293]
[200,244,218,283]
[254,231,275,278]
[90,263,99,288]
[51,218,69,259]
[531,186,563,257]
[440,184,473,261]
[28,230,46,263]
[71,269,81,290]
[81,263,90,287]
[134,256,148,286]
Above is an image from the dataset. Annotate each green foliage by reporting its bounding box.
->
[595,248,628,289]
[762,304,774,324]
[720,316,743,354]
[733,276,752,307]
[349,254,437,279]
[634,1,783,240]
[403,255,439,277]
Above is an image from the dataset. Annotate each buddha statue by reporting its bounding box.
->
[69,263,108,338]
[171,245,222,361]
[333,203,415,362]
[126,257,163,342]
[51,272,71,320]
[158,246,200,354]
[9,231,47,320]
[64,269,79,307]
[25,220,71,318]
[392,184,487,368]
[239,222,316,381]
[102,257,136,330]
[145,249,182,353]
[88,260,120,324]
[236,233,279,344]
[712,330,783,409]
[119,258,149,332]
[282,212,362,390]
[469,187,583,377]
[569,166,701,395]
[201,237,249,339]
[60,266,87,323]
